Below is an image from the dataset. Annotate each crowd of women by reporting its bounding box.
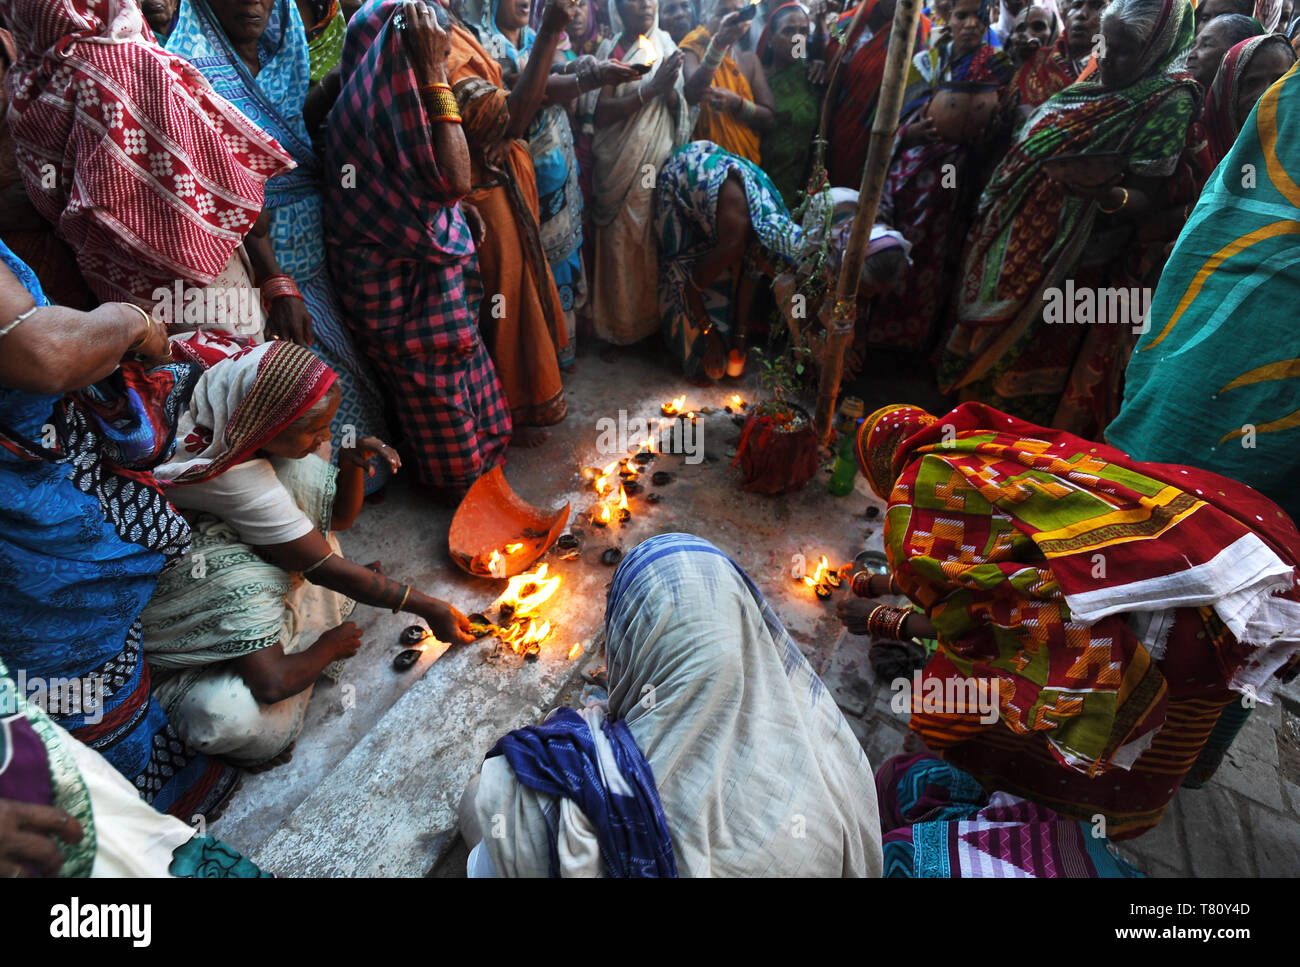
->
[2,0,1299,877]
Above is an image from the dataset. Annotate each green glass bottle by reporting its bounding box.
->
[828,416,864,496]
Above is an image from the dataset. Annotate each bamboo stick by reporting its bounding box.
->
[813,0,923,444]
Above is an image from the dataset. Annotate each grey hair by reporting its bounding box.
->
[1101,0,1165,48]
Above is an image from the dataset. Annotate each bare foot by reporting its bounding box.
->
[510,426,551,449]
[702,330,727,381]
[243,744,295,774]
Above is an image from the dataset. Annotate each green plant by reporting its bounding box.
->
[753,343,813,407]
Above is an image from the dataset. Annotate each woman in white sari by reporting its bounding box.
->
[461,533,883,877]
[585,0,693,345]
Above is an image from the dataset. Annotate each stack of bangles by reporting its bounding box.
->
[866,604,912,641]
[420,81,461,123]
[702,38,726,71]
[849,570,901,597]
[259,273,304,312]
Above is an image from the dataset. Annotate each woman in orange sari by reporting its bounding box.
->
[445,0,576,440]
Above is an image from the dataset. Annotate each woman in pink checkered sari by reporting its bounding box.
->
[323,0,511,499]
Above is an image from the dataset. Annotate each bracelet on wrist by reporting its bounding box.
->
[259,274,304,308]
[121,302,156,350]
[1098,186,1129,215]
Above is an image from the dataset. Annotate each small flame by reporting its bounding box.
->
[505,542,524,554]
[731,394,743,407]
[642,434,655,452]
[568,642,583,660]
[803,555,830,588]
[600,504,611,523]
[486,548,504,577]
[662,394,687,416]
[595,475,609,495]
[618,486,629,512]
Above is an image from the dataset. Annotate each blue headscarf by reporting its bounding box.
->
[486,707,677,877]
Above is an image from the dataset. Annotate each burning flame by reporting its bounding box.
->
[486,548,504,577]
[731,394,744,407]
[501,563,561,618]
[662,394,687,416]
[505,542,524,554]
[635,33,659,66]
[803,555,830,588]
[499,617,554,653]
[595,459,619,495]
[642,434,655,452]
[568,642,583,660]
[600,504,612,523]
[618,486,629,513]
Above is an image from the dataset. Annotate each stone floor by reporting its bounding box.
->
[207,342,1300,877]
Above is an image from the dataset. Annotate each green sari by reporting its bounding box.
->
[762,62,820,208]
[941,0,1199,437]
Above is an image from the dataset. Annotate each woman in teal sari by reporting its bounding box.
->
[1110,59,1300,525]
[165,0,392,491]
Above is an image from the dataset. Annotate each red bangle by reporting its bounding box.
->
[259,274,303,307]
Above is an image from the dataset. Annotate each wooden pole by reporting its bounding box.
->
[813,0,923,444]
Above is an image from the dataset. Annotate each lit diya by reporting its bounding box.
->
[800,554,843,601]
[492,562,562,657]
[661,394,687,417]
[630,33,659,69]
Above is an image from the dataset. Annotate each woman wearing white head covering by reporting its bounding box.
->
[583,0,693,345]
[464,533,884,877]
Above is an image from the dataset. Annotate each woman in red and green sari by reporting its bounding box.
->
[841,401,1300,840]
[941,0,1200,439]
[825,0,931,188]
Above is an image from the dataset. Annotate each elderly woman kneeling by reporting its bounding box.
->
[459,533,884,877]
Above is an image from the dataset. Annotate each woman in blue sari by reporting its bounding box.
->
[165,0,392,491]
[0,237,239,821]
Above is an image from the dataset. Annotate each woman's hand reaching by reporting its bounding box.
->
[414,598,477,644]
[402,0,452,85]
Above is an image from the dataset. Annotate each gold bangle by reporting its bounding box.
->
[1097,186,1129,215]
[122,302,155,350]
[430,112,463,124]
[424,89,460,118]
[420,81,453,92]
[393,584,412,613]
